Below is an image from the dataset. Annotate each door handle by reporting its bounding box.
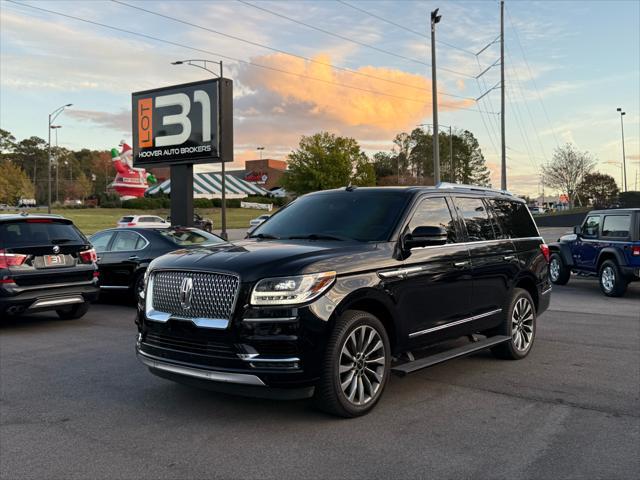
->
[453,261,469,268]
[503,255,515,261]
[128,255,139,261]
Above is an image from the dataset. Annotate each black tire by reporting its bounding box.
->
[549,253,570,285]
[133,271,146,302]
[314,310,391,418]
[56,302,90,320]
[599,259,628,297]
[490,288,536,360]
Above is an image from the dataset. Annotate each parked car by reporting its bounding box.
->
[166,213,213,232]
[528,206,546,215]
[90,226,226,300]
[0,214,99,319]
[117,215,168,228]
[247,214,271,234]
[548,208,640,296]
[136,184,551,417]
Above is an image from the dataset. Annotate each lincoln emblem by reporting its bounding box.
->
[179,277,193,310]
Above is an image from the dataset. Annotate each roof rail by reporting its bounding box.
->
[436,182,514,197]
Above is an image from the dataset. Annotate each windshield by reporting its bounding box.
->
[251,190,409,242]
[158,228,225,246]
[0,220,85,248]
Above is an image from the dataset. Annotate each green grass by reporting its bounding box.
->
[22,207,272,235]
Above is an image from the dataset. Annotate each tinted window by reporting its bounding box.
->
[90,231,115,253]
[158,228,224,246]
[0,220,84,248]
[602,215,630,238]
[583,216,600,237]
[488,199,539,238]
[112,231,145,251]
[119,216,134,223]
[251,191,410,242]
[454,197,496,241]
[408,197,457,243]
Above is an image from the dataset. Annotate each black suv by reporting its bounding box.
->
[0,214,99,319]
[136,185,550,417]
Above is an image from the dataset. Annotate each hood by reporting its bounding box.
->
[148,239,393,282]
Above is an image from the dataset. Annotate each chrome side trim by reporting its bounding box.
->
[541,287,552,296]
[137,350,266,386]
[378,266,425,279]
[237,354,300,363]
[29,295,84,309]
[99,285,129,290]
[242,317,298,323]
[408,308,503,338]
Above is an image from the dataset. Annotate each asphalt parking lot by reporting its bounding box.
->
[1,275,638,480]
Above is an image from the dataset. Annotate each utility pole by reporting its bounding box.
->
[500,0,506,190]
[430,8,441,185]
[449,125,454,182]
[47,104,71,213]
[616,108,627,192]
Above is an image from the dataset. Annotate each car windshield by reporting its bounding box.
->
[0,220,85,247]
[158,228,225,246]
[119,216,134,223]
[250,190,409,242]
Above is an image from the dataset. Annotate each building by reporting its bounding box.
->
[242,159,287,191]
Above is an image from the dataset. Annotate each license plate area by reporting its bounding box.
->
[43,255,66,267]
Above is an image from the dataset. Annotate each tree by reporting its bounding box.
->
[13,136,47,202]
[0,159,35,204]
[576,172,619,207]
[282,132,375,194]
[0,129,16,153]
[542,144,596,207]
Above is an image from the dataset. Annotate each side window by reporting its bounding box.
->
[582,216,600,238]
[408,196,458,243]
[111,231,144,252]
[454,197,496,242]
[488,199,539,238]
[602,215,630,238]
[90,232,114,253]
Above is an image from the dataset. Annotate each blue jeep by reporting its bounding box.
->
[548,208,640,296]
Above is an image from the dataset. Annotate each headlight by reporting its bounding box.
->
[250,271,336,306]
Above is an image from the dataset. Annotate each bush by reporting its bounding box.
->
[97,193,122,208]
[194,198,213,208]
[211,198,241,208]
[619,191,640,208]
[122,197,167,209]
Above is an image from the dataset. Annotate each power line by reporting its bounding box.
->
[6,0,498,114]
[505,5,560,148]
[236,0,477,79]
[336,0,477,56]
[112,0,474,101]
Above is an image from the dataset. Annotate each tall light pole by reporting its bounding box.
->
[171,59,228,240]
[500,0,506,190]
[430,8,441,185]
[616,107,627,192]
[51,125,62,204]
[418,123,454,182]
[48,104,72,213]
[257,146,265,160]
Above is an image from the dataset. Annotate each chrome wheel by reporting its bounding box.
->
[601,266,615,292]
[511,297,534,351]
[339,325,385,406]
[549,257,560,282]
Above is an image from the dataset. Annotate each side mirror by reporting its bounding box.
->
[404,226,448,249]
[573,225,581,235]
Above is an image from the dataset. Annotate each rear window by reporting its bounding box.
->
[602,215,630,238]
[453,197,497,241]
[0,220,85,248]
[158,229,224,246]
[488,199,539,238]
[119,216,134,223]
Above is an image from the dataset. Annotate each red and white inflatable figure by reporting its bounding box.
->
[109,141,156,200]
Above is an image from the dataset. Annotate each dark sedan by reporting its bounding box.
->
[89,227,226,300]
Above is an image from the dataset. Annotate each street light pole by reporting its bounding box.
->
[616,108,627,192]
[51,125,62,204]
[500,0,506,190]
[257,146,264,160]
[47,104,72,213]
[171,59,228,240]
[430,8,441,185]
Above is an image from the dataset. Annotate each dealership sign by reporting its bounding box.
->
[132,78,233,167]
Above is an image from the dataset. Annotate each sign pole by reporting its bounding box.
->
[219,61,228,240]
[170,164,193,227]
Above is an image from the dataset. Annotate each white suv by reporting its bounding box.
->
[117,215,168,228]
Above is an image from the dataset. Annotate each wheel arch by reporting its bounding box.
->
[512,274,539,311]
[597,248,626,270]
[549,242,574,267]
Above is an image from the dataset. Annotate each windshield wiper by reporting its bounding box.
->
[286,234,348,241]
[249,233,280,240]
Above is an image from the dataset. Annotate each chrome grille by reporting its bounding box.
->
[151,271,239,321]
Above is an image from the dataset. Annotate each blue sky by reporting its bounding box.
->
[1,0,639,196]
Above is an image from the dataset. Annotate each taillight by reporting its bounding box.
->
[540,244,550,263]
[632,246,640,257]
[0,249,28,269]
[128,222,136,226]
[79,248,98,264]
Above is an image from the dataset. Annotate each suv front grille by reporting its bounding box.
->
[144,332,237,359]
[151,271,239,321]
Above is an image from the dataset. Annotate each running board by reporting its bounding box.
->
[391,335,510,377]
